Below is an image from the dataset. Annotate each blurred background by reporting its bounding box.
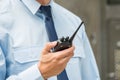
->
[56,0,120,80]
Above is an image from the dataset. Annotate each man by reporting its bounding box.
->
[0,0,100,80]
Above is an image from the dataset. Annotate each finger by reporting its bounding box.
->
[42,41,57,54]
[40,54,53,63]
[59,53,73,66]
[55,46,75,59]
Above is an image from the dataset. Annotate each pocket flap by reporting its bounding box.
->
[13,46,42,63]
[73,45,85,58]
[73,34,85,58]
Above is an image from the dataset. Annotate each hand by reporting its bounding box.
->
[38,41,75,79]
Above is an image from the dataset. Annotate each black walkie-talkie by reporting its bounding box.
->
[52,22,84,52]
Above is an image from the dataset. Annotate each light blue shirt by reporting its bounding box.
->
[0,0,100,80]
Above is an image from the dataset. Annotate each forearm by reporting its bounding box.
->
[7,64,44,80]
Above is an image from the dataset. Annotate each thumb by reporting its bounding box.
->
[42,41,57,54]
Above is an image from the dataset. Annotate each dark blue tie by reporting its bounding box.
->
[36,5,69,80]
[40,6,57,41]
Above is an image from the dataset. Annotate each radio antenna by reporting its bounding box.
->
[69,21,84,42]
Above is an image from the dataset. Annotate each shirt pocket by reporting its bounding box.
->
[72,32,85,58]
[13,46,42,64]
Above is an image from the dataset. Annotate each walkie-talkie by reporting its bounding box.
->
[52,21,84,52]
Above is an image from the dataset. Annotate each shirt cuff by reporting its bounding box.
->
[18,64,44,80]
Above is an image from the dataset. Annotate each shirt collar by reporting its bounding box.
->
[21,0,53,15]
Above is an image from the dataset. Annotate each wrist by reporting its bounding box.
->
[38,62,48,80]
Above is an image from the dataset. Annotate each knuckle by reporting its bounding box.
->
[67,48,74,53]
[45,42,51,47]
[71,52,74,56]
[58,61,64,66]
[52,55,59,62]
[52,59,57,63]
[54,55,59,61]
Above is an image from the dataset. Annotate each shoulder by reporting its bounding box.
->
[0,0,11,13]
[53,2,82,26]
[54,3,81,22]
[52,2,85,32]
[0,0,20,14]
[0,0,15,31]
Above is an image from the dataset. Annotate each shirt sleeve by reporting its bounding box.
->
[7,64,44,80]
[0,33,44,80]
[0,46,6,80]
[0,27,44,80]
[80,25,101,80]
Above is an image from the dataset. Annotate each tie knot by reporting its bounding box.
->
[40,5,52,17]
